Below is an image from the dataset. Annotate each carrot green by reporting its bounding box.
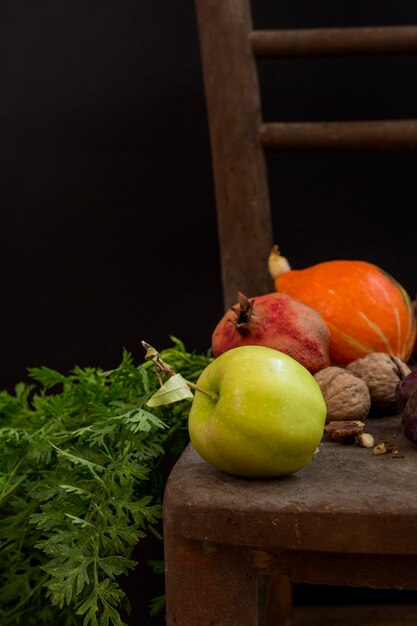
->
[0,337,211,625]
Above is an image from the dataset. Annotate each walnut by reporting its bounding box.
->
[324,420,365,443]
[314,366,371,422]
[346,353,411,413]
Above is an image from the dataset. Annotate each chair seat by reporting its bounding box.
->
[164,414,417,556]
[163,414,417,625]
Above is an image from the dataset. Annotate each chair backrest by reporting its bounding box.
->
[195,0,417,310]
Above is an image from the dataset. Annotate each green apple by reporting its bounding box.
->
[188,345,326,478]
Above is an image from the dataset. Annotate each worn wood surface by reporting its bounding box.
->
[164,416,417,556]
[263,573,293,626]
[250,25,417,58]
[163,414,417,623]
[164,531,257,625]
[194,0,274,310]
[291,604,417,626]
[260,120,417,151]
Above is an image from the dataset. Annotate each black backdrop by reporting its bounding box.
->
[0,1,222,391]
[1,2,417,622]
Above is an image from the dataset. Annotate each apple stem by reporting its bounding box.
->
[186,380,219,402]
[141,340,219,402]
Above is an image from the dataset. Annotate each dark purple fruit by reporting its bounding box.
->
[402,388,417,445]
[396,370,417,412]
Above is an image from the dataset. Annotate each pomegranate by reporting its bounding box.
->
[212,292,330,374]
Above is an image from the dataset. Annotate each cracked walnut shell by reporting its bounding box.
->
[346,352,411,412]
[314,366,371,422]
[324,420,365,443]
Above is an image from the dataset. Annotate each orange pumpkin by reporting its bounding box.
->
[269,247,416,366]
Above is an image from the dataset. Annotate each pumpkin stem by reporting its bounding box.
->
[228,292,255,336]
[268,245,291,280]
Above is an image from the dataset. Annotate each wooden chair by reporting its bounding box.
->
[163,1,417,624]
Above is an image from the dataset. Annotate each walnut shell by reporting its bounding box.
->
[324,419,365,443]
[346,352,411,412]
[314,366,371,422]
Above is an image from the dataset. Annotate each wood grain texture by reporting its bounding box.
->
[164,531,258,625]
[164,416,417,555]
[260,120,417,151]
[292,604,417,626]
[164,415,417,623]
[250,26,417,59]
[195,0,274,309]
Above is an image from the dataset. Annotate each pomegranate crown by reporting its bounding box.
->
[228,292,255,336]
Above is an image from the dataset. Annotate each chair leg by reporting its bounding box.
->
[164,529,258,625]
[263,573,293,626]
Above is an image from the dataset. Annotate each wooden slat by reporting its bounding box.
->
[292,604,417,626]
[250,25,417,59]
[259,119,417,150]
[195,0,274,310]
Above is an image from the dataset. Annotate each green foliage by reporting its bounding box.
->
[0,338,212,625]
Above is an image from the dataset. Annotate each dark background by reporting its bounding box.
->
[1,1,417,623]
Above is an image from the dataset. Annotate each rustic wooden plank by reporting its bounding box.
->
[164,530,257,626]
[260,120,417,151]
[286,552,417,590]
[292,604,417,625]
[250,25,417,59]
[194,0,274,309]
[262,573,293,626]
[164,415,417,555]
[254,550,417,590]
